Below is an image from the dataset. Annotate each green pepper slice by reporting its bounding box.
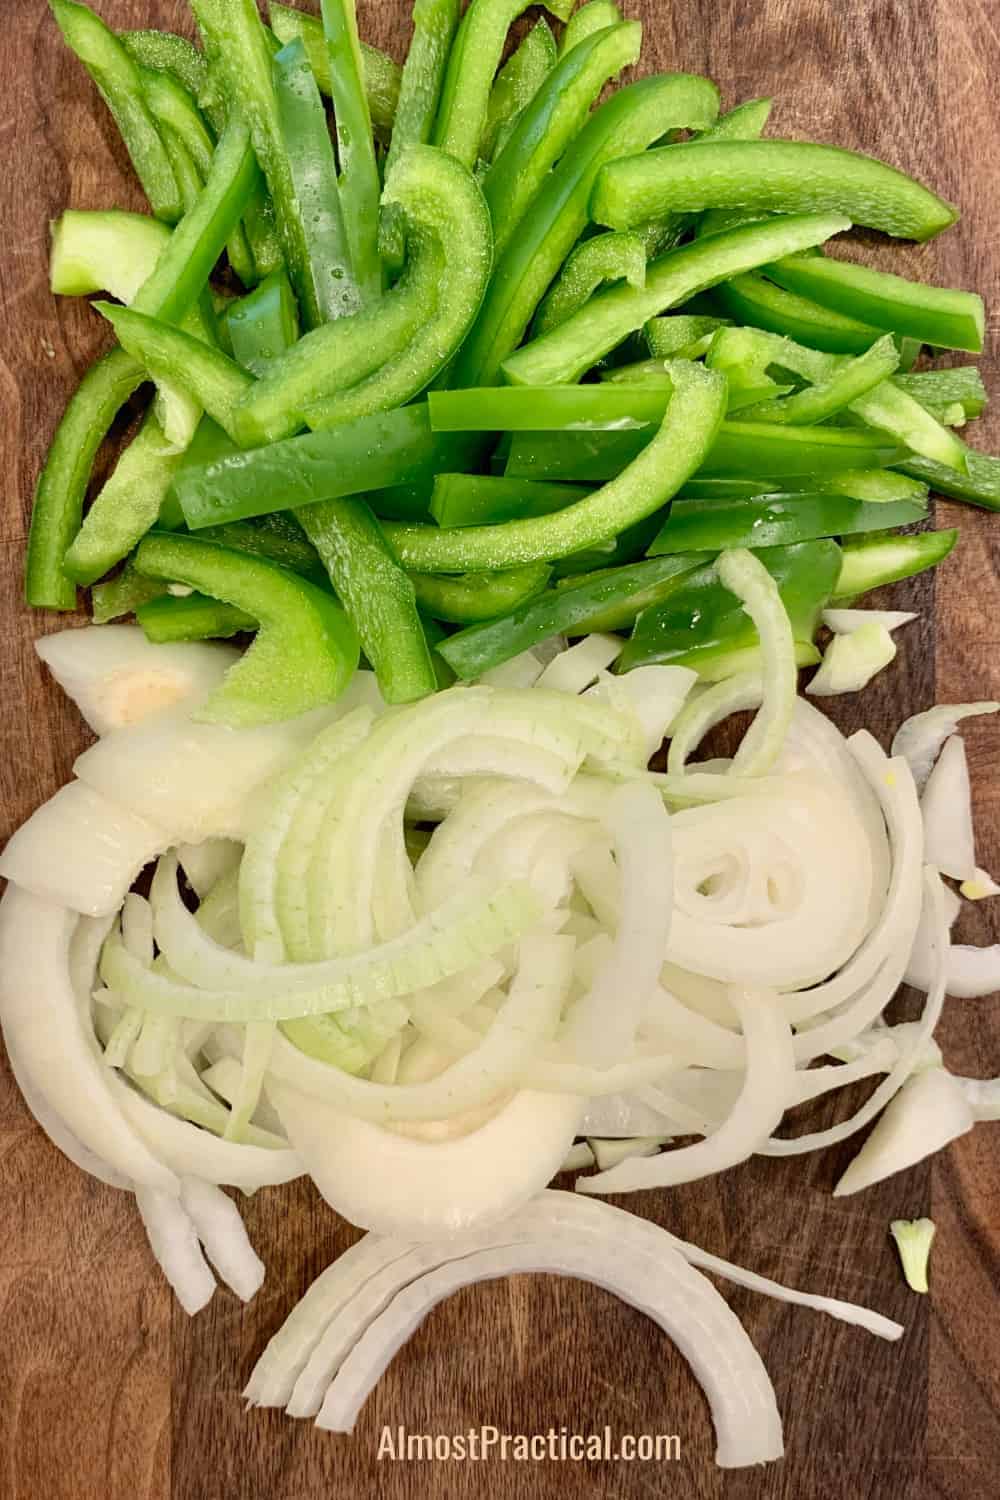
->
[409,562,552,623]
[647,490,927,555]
[227,269,300,375]
[533,232,646,338]
[593,140,958,242]
[834,529,959,597]
[765,254,984,354]
[430,474,592,527]
[137,592,256,642]
[483,18,556,161]
[896,452,1000,512]
[134,533,359,726]
[711,271,885,354]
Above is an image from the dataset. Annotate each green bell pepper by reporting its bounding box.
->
[647,489,927,555]
[457,70,717,386]
[897,452,1000,512]
[381,361,726,570]
[137,592,256,643]
[765,254,984,353]
[743,335,900,424]
[532,232,646,338]
[273,38,358,323]
[560,0,622,54]
[621,540,842,674]
[482,21,642,261]
[226,269,300,375]
[711,271,885,354]
[432,0,574,168]
[644,313,727,360]
[382,0,460,245]
[502,212,849,387]
[483,18,556,161]
[269,4,400,140]
[593,139,958,242]
[430,474,592,527]
[296,498,438,704]
[120,29,209,104]
[134,532,359,726]
[319,0,382,302]
[834,529,959,597]
[429,383,677,430]
[91,561,168,623]
[52,0,181,222]
[409,562,552,623]
[439,553,709,679]
[892,367,987,423]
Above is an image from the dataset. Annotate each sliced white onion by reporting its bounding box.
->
[890,701,999,791]
[959,867,1000,900]
[476,647,548,689]
[535,634,623,693]
[590,664,698,762]
[579,1092,677,1138]
[35,626,239,735]
[0,887,178,1191]
[717,549,797,776]
[834,1067,974,1196]
[667,672,763,776]
[135,1186,216,1314]
[587,1135,670,1169]
[179,1177,265,1300]
[920,735,976,881]
[957,1075,1000,1121]
[907,939,1000,999]
[0,781,168,917]
[578,988,794,1193]
[177,839,244,901]
[560,1141,596,1170]
[807,623,897,697]
[314,1234,783,1468]
[822,608,917,636]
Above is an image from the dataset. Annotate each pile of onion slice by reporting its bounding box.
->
[1,595,998,1469]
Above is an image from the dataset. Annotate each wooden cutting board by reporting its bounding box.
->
[1,2,998,1496]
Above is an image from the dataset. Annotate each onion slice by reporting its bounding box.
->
[135,1187,216,1314]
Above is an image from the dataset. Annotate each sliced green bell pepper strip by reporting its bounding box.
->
[120,29,209,103]
[429,383,674,430]
[846,379,967,471]
[138,65,215,177]
[157,121,204,214]
[482,18,556,162]
[176,402,453,527]
[552,512,665,577]
[196,514,328,580]
[647,95,776,251]
[62,410,183,586]
[273,37,358,324]
[269,2,401,140]
[759,469,929,503]
[621,539,842,674]
[711,271,886,354]
[295,498,438,704]
[137,592,256,642]
[481,21,643,263]
[504,421,902,483]
[893,366,987,423]
[897,451,1000,512]
[743,334,900,425]
[432,0,574,168]
[96,303,253,441]
[644,313,727,360]
[532,232,646,338]
[593,139,958,242]
[134,533,359,726]
[52,0,181,222]
[439,553,708,679]
[385,0,460,177]
[502,212,849,387]
[430,474,592,527]
[226,269,300,375]
[765,254,984,354]
[560,0,622,54]
[49,208,172,299]
[409,562,552,623]
[460,69,714,386]
[647,490,927,555]
[188,0,329,330]
[381,361,726,570]
[320,0,382,302]
[234,146,490,445]
[92,561,169,623]
[834,529,959,598]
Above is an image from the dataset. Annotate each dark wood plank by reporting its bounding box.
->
[0,3,997,1499]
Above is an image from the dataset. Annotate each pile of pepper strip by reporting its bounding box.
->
[26,0,998,724]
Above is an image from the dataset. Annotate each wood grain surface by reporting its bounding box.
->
[1,3,999,1498]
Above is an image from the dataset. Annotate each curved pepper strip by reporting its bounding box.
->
[134,533,359,726]
[742,335,900,425]
[502,211,849,387]
[120,29,209,102]
[482,22,643,261]
[234,146,490,445]
[439,554,707,679]
[320,0,382,302]
[559,0,622,54]
[268,3,401,141]
[533,232,646,338]
[137,592,256,642]
[834,530,959,599]
[592,139,958,242]
[432,0,574,168]
[893,367,987,423]
[483,18,556,162]
[456,72,719,388]
[646,490,927,555]
[296,499,439,704]
[52,0,181,222]
[409,562,553,623]
[381,361,726,570]
[711,271,882,354]
[898,450,1000,512]
[273,37,358,323]
[304,149,493,432]
[430,474,592,527]
[765,254,985,354]
[429,384,673,430]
